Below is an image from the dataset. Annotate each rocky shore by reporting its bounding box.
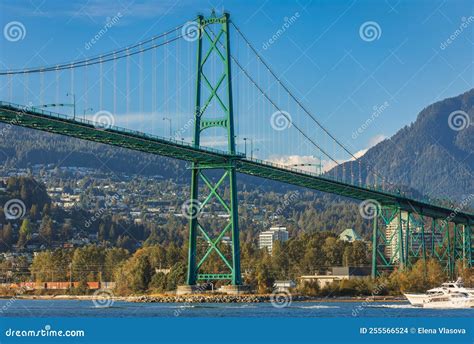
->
[7,294,403,303]
[129,294,309,303]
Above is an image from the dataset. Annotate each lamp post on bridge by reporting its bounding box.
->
[251,148,259,160]
[241,137,255,158]
[66,93,76,120]
[83,107,93,120]
[32,100,76,118]
[287,163,322,175]
[163,117,172,138]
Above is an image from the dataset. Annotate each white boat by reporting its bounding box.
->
[404,278,474,309]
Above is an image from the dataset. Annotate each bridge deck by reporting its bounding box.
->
[0,101,472,224]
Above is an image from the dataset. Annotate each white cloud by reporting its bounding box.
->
[268,155,325,173]
[368,134,387,147]
[268,133,389,174]
[348,134,387,161]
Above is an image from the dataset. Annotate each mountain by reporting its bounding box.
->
[337,88,474,204]
[0,125,186,181]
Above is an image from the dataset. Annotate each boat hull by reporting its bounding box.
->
[422,299,474,309]
[404,293,474,309]
[404,293,426,307]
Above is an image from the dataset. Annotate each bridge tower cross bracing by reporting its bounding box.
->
[184,12,242,289]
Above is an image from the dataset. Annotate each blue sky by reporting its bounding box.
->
[0,0,473,169]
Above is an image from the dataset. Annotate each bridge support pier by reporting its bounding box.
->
[371,205,472,278]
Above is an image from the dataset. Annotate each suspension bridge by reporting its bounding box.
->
[0,12,472,292]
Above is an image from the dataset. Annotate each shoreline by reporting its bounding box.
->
[1,294,406,303]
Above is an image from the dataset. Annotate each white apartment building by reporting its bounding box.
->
[258,226,289,253]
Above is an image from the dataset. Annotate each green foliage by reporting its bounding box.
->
[31,249,71,282]
[114,246,181,294]
[72,245,105,281]
[17,219,32,248]
[387,259,447,293]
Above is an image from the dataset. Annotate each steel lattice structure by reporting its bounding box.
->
[0,12,472,287]
[186,13,241,285]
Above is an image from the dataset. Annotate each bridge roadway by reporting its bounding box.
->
[0,101,472,224]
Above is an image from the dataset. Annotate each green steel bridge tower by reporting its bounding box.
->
[183,12,242,291]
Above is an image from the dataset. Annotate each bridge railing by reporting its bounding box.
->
[0,101,243,159]
[240,156,467,213]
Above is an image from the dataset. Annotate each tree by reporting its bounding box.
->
[114,251,153,293]
[72,245,105,281]
[104,248,129,281]
[343,241,369,267]
[17,219,32,248]
[108,224,116,241]
[39,215,54,245]
[132,255,152,291]
[256,253,274,293]
[1,223,13,250]
[61,220,72,241]
[30,250,70,282]
[29,204,38,221]
[98,223,107,241]
[116,235,134,251]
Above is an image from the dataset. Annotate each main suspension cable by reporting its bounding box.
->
[0,22,191,75]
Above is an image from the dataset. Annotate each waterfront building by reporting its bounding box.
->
[299,266,370,288]
[273,280,296,292]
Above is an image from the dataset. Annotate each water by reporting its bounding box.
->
[1,300,473,317]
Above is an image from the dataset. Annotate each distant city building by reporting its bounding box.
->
[258,226,289,253]
[339,228,362,242]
